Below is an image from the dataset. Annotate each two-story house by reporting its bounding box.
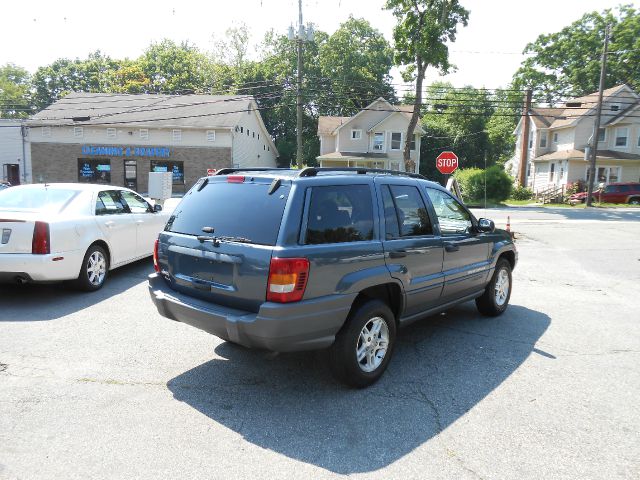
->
[509,84,640,192]
[316,98,424,172]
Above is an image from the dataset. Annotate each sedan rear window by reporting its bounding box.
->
[0,186,79,213]
[165,179,290,245]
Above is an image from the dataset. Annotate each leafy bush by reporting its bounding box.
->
[453,166,513,202]
[565,180,586,196]
[510,185,533,200]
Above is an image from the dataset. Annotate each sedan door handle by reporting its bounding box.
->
[135,220,144,225]
[444,243,460,252]
[104,221,115,228]
[389,249,407,259]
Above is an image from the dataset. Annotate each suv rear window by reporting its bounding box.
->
[305,185,374,244]
[165,180,290,245]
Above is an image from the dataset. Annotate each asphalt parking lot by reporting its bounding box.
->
[1,207,639,480]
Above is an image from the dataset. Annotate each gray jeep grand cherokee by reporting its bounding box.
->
[149,167,516,387]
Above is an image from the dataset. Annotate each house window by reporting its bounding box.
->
[615,127,628,147]
[247,129,250,136]
[610,103,620,112]
[151,160,184,185]
[107,128,116,139]
[172,129,182,142]
[41,126,51,137]
[140,129,149,140]
[637,134,640,147]
[409,136,416,151]
[206,130,216,142]
[553,133,558,143]
[373,132,384,151]
[74,127,83,138]
[587,166,621,184]
[351,129,362,140]
[598,128,606,142]
[540,135,547,148]
[391,132,402,150]
[389,161,400,171]
[240,127,243,133]
[528,137,533,148]
[549,163,555,182]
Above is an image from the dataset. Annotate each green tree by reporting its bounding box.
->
[513,4,640,101]
[317,16,395,115]
[0,64,32,118]
[139,39,210,94]
[384,0,469,172]
[31,51,120,110]
[108,60,151,93]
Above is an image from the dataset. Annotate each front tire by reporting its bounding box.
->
[76,245,109,291]
[476,258,512,316]
[628,197,640,205]
[329,299,396,388]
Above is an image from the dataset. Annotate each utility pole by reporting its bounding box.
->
[517,89,533,187]
[296,0,303,168]
[586,25,610,207]
[288,1,313,168]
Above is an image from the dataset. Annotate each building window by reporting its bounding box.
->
[389,161,400,171]
[41,126,51,137]
[247,129,250,136]
[615,127,628,147]
[409,136,416,151]
[263,145,266,150]
[78,159,111,184]
[391,132,402,150]
[107,128,116,139]
[540,134,547,148]
[240,127,243,133]
[549,163,555,182]
[172,129,182,142]
[140,129,149,140]
[598,128,606,142]
[553,132,558,143]
[74,127,84,138]
[257,133,260,139]
[586,166,621,184]
[528,136,533,148]
[206,130,216,142]
[637,135,640,147]
[351,129,362,140]
[151,161,184,185]
[373,132,384,151]
[610,103,620,112]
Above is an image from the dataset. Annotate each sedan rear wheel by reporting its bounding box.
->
[77,245,109,291]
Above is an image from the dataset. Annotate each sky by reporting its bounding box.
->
[2,0,637,90]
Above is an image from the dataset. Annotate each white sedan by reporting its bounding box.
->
[0,183,170,291]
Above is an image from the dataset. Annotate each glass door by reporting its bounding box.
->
[124,160,137,190]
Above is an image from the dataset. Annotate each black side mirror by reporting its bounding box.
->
[476,218,495,233]
[153,203,163,213]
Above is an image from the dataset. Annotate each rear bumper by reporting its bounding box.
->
[148,273,356,352]
[0,251,84,282]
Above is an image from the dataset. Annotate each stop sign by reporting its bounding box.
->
[207,168,217,176]
[436,151,459,175]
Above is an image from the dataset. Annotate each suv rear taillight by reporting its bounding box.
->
[31,221,50,255]
[153,239,160,272]
[266,257,309,303]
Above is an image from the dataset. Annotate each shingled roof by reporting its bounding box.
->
[29,92,258,129]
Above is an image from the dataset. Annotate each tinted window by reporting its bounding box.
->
[383,185,432,238]
[0,186,79,213]
[426,188,472,235]
[166,180,290,246]
[96,191,128,215]
[78,159,111,184]
[121,191,151,213]
[305,185,374,244]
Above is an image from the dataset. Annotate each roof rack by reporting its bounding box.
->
[214,167,288,176]
[297,167,426,179]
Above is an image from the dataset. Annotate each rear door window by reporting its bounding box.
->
[305,185,374,244]
[96,190,128,215]
[381,185,433,238]
[165,180,290,246]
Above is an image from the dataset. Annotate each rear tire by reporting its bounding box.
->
[329,299,396,388]
[476,258,512,316]
[76,245,109,291]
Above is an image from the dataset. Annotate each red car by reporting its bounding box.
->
[569,182,640,204]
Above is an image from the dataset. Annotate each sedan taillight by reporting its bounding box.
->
[266,257,309,303]
[32,221,50,255]
[153,239,160,273]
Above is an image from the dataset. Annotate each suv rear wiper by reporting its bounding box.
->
[216,236,255,244]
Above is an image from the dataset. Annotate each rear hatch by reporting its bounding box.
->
[159,175,291,312]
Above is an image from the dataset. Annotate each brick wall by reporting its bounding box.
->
[30,142,232,193]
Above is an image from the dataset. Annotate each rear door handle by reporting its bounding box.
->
[444,243,460,252]
[135,220,144,225]
[389,249,407,258]
[104,221,115,228]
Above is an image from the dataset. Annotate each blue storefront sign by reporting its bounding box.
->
[81,145,171,158]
